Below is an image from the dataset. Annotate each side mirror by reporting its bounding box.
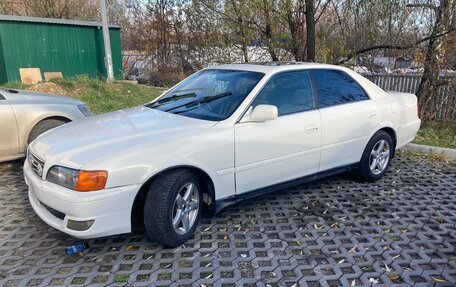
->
[246,105,278,122]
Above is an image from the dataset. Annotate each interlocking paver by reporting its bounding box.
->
[0,154,455,286]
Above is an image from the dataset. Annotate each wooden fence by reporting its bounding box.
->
[363,74,456,121]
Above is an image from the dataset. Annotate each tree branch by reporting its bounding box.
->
[337,28,456,64]
[406,3,438,12]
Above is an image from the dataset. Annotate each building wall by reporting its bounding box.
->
[0,32,6,84]
[0,20,121,83]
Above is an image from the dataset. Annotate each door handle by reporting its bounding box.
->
[368,110,378,119]
[305,127,319,134]
[368,113,377,119]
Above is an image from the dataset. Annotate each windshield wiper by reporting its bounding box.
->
[165,92,233,112]
[146,93,196,108]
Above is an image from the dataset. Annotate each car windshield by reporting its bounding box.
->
[147,69,264,121]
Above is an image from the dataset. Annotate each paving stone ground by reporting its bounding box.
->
[0,154,455,287]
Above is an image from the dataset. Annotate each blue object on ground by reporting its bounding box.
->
[66,243,89,255]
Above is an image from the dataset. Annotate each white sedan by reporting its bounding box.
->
[24,62,420,247]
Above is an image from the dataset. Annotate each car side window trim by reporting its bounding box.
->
[0,93,5,100]
[308,68,371,109]
[237,69,318,122]
[316,97,370,110]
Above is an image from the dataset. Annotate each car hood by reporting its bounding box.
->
[30,106,216,168]
[3,89,83,105]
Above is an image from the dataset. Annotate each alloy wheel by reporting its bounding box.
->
[369,139,390,175]
[172,182,200,235]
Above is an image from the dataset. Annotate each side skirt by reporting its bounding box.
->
[214,163,358,214]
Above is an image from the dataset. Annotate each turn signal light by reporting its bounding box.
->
[75,170,108,191]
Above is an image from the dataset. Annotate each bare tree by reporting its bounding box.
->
[305,0,316,61]
[410,0,456,120]
[0,0,125,22]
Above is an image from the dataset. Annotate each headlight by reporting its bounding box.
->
[47,166,78,189]
[47,166,107,191]
[77,104,93,116]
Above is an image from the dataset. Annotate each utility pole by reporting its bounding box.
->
[100,0,114,82]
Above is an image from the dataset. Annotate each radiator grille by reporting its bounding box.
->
[28,150,45,178]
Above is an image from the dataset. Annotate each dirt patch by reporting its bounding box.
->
[27,82,69,96]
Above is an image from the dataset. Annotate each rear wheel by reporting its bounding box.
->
[28,119,68,144]
[143,169,203,247]
[356,131,393,181]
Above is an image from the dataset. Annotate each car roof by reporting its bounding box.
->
[208,62,348,74]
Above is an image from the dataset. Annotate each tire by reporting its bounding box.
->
[356,131,394,182]
[143,169,203,248]
[28,119,68,144]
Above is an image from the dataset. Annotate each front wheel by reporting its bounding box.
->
[28,119,68,144]
[143,169,203,247]
[356,131,393,182]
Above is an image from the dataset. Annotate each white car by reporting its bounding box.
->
[24,62,420,247]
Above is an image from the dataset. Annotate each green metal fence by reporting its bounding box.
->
[0,15,122,84]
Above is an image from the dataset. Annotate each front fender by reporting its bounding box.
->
[79,126,236,201]
[16,106,84,151]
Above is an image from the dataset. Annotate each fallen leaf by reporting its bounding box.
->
[388,275,401,280]
[125,245,135,251]
[431,275,446,283]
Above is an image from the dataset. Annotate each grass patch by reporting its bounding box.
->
[2,75,165,114]
[113,274,129,283]
[397,150,456,166]
[2,82,31,90]
[414,122,456,149]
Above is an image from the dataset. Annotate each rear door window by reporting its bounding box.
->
[311,70,369,108]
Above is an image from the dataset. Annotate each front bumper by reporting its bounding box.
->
[24,161,141,239]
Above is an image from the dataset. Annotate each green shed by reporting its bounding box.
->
[0,15,122,84]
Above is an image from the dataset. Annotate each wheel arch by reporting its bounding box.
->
[27,115,72,144]
[130,165,216,231]
[367,126,397,158]
[378,126,397,155]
